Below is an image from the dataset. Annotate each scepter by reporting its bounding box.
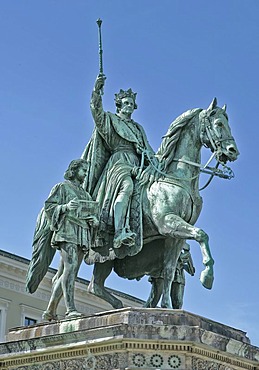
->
[96,18,104,94]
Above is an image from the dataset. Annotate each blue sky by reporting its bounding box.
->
[1,0,259,345]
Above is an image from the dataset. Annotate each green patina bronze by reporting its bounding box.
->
[148,243,196,310]
[82,74,158,260]
[26,20,240,318]
[26,159,99,320]
[82,78,239,309]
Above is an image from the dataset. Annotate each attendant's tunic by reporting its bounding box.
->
[44,180,94,249]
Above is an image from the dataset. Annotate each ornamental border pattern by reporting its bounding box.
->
[0,341,257,370]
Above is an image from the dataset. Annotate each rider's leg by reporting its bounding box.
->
[114,176,135,248]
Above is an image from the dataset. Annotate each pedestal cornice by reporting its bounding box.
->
[1,308,258,370]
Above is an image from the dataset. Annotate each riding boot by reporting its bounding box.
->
[113,201,136,249]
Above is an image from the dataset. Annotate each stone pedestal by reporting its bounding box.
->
[0,308,258,369]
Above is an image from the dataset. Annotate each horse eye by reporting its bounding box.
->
[216,121,223,127]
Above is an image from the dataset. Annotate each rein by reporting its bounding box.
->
[172,156,234,180]
[147,151,234,190]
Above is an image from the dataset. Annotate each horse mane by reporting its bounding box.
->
[157,108,202,168]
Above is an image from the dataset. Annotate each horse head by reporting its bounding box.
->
[200,98,239,164]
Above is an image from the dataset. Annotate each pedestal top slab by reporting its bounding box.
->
[6,307,250,343]
[2,308,259,367]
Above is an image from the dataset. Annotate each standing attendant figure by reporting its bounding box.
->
[171,243,195,309]
[27,159,99,321]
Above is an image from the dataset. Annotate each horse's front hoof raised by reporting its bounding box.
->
[200,267,214,289]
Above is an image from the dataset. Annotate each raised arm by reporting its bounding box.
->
[90,74,106,127]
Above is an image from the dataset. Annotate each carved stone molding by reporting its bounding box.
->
[192,357,235,370]
[1,309,259,370]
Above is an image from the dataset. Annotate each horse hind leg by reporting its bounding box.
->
[88,261,123,309]
[144,277,163,308]
[171,281,184,309]
[157,214,214,290]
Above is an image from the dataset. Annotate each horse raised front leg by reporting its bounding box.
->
[88,261,124,309]
[157,214,214,290]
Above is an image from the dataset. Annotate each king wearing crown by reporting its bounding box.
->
[82,74,157,262]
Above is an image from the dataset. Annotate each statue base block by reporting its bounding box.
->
[1,308,259,369]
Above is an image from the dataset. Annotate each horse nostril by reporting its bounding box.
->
[227,145,239,156]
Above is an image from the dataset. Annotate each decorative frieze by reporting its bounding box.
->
[130,352,184,368]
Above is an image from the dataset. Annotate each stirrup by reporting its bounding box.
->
[114,229,136,249]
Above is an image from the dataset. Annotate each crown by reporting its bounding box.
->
[114,88,137,103]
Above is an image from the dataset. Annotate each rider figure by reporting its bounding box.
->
[89,74,157,251]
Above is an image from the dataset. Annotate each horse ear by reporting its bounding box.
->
[222,104,227,112]
[208,97,217,111]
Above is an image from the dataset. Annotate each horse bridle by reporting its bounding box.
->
[198,110,235,187]
[143,109,235,191]
[200,110,233,153]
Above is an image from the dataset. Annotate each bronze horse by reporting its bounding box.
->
[88,98,239,309]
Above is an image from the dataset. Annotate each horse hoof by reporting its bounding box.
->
[65,310,84,319]
[200,269,214,289]
[42,311,58,321]
[160,301,173,309]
